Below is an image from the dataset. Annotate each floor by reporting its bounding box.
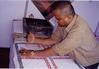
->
[0,48,10,68]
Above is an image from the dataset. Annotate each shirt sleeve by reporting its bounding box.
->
[51,27,63,43]
[52,29,82,56]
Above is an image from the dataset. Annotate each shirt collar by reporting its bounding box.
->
[65,14,78,33]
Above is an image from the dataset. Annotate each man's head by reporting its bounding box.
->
[51,1,75,27]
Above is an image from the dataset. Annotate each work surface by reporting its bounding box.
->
[14,43,84,69]
[21,56,81,69]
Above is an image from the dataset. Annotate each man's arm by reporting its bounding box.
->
[34,38,57,45]
[31,47,58,57]
[26,32,58,45]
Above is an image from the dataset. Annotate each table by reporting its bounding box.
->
[14,43,84,69]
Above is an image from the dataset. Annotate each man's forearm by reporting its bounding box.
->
[34,38,57,45]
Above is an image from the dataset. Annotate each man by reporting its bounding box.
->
[26,1,99,69]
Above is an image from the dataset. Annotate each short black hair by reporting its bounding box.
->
[50,1,75,16]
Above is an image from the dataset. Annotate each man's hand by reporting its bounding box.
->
[19,48,35,59]
[19,47,58,58]
[27,32,35,43]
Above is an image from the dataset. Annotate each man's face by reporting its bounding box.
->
[53,9,68,27]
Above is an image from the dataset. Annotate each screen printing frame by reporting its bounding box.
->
[15,43,84,69]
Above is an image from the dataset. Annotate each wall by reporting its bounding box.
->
[0,0,25,48]
[26,0,45,19]
[72,1,99,32]
[0,1,99,48]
